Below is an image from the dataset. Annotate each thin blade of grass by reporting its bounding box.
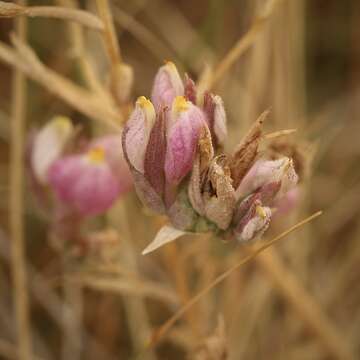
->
[9,5,33,360]
[0,1,104,30]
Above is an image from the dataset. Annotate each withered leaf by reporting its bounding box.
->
[203,156,236,230]
[230,110,269,189]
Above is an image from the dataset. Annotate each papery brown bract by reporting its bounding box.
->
[230,111,267,189]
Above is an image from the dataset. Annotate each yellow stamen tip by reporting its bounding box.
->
[164,60,175,67]
[53,116,72,132]
[173,96,189,113]
[136,96,153,109]
[256,206,267,219]
[88,147,105,164]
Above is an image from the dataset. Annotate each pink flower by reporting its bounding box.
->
[123,96,156,173]
[48,147,120,216]
[274,187,300,216]
[235,201,272,243]
[235,157,298,200]
[165,96,207,184]
[151,61,184,111]
[89,134,133,194]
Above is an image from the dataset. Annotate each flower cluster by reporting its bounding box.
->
[122,62,299,243]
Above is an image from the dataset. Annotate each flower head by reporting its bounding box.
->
[122,62,301,245]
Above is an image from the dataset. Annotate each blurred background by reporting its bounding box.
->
[0,0,359,359]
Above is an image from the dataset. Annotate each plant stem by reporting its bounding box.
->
[9,2,33,359]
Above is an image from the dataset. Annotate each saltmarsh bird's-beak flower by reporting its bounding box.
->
[123,96,156,173]
[31,116,74,185]
[48,147,120,216]
[165,96,207,185]
[122,62,302,250]
[151,61,184,111]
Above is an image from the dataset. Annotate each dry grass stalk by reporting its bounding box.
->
[264,128,297,139]
[9,6,33,360]
[254,249,355,360]
[0,339,43,360]
[0,1,104,30]
[0,37,121,129]
[208,0,284,90]
[96,0,121,65]
[113,6,175,62]
[148,211,322,349]
[59,0,109,97]
[75,274,179,306]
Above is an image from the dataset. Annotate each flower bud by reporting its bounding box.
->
[89,134,133,194]
[235,200,272,243]
[48,147,120,216]
[164,96,206,184]
[235,157,298,200]
[203,92,227,147]
[151,61,184,111]
[122,96,156,173]
[31,116,74,184]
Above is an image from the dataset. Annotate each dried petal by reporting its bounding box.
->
[203,156,236,230]
[151,61,184,111]
[48,147,120,216]
[230,110,268,188]
[31,116,74,184]
[164,96,207,184]
[122,96,156,173]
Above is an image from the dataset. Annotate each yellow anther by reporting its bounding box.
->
[256,206,267,219]
[136,96,153,109]
[164,60,175,67]
[52,116,72,133]
[87,147,105,164]
[173,96,189,113]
